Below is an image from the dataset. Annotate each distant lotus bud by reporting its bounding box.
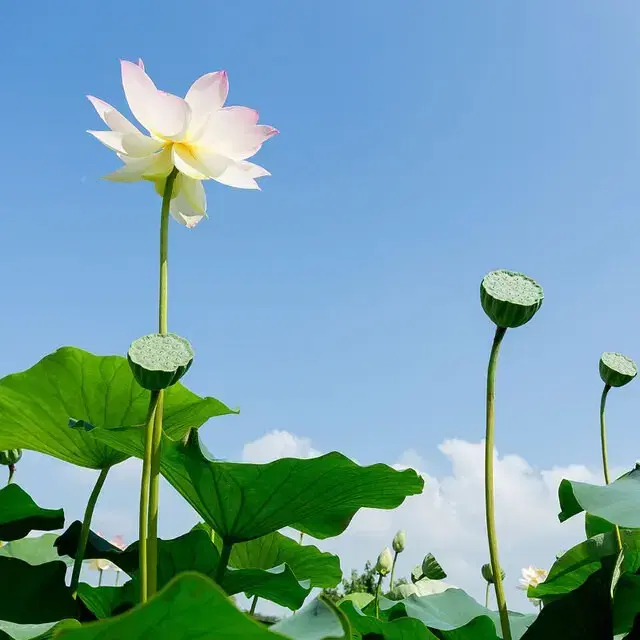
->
[599,352,637,388]
[481,563,505,584]
[127,333,194,391]
[392,530,406,553]
[480,270,543,329]
[375,547,393,576]
[0,449,22,466]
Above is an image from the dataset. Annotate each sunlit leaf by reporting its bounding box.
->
[0,347,236,469]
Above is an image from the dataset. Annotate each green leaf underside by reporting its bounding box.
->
[339,601,439,639]
[229,530,342,589]
[529,531,640,599]
[375,589,535,640]
[1,534,72,567]
[92,427,424,541]
[0,619,80,640]
[0,485,64,541]
[559,468,640,528]
[422,553,447,580]
[56,572,349,640]
[0,347,237,469]
[0,556,77,624]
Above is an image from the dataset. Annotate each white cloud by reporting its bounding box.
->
[242,430,600,613]
[242,430,320,463]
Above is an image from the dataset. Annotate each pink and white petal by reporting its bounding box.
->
[87,96,140,134]
[172,145,209,180]
[185,71,228,137]
[196,106,260,147]
[240,160,271,178]
[88,130,128,154]
[104,149,173,182]
[178,176,207,215]
[87,129,164,157]
[103,157,153,182]
[213,160,267,190]
[199,120,278,160]
[193,149,230,178]
[137,58,145,70]
[170,189,205,228]
[121,60,191,139]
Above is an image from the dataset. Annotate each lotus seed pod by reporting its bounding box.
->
[392,530,406,553]
[375,547,393,576]
[599,352,637,388]
[481,563,505,584]
[0,449,21,466]
[480,270,543,329]
[127,333,194,391]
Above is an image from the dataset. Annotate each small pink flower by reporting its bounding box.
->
[87,60,277,228]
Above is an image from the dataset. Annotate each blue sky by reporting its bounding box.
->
[3,0,640,608]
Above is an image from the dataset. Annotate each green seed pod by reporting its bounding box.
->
[480,270,543,329]
[128,333,194,391]
[392,530,406,553]
[599,352,637,388]
[481,563,505,584]
[0,449,22,466]
[375,547,393,576]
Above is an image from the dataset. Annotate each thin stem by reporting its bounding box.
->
[144,167,178,599]
[158,168,178,336]
[98,569,103,587]
[485,582,490,609]
[389,551,398,591]
[7,464,15,485]
[147,390,165,598]
[249,595,259,616]
[115,571,120,587]
[484,326,512,640]
[298,531,304,545]
[216,540,233,585]
[374,573,383,618]
[138,389,160,603]
[600,383,623,551]
[70,467,110,597]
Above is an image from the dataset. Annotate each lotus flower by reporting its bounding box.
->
[89,558,112,572]
[88,60,277,228]
[518,566,548,607]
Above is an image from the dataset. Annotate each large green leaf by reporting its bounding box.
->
[93,427,424,541]
[0,556,77,624]
[0,485,64,541]
[559,468,640,528]
[376,589,535,640]
[0,347,236,469]
[521,570,613,639]
[529,532,622,600]
[339,601,438,639]
[225,564,312,609]
[613,574,640,636]
[57,525,316,610]
[55,572,349,640]
[230,531,342,589]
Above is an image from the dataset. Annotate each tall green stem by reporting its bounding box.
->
[138,389,161,602]
[374,574,383,618]
[485,582,490,609]
[599,383,623,551]
[249,595,259,616]
[389,551,398,591]
[144,167,178,599]
[70,466,110,597]
[216,540,233,585]
[484,326,512,640]
[7,465,15,485]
